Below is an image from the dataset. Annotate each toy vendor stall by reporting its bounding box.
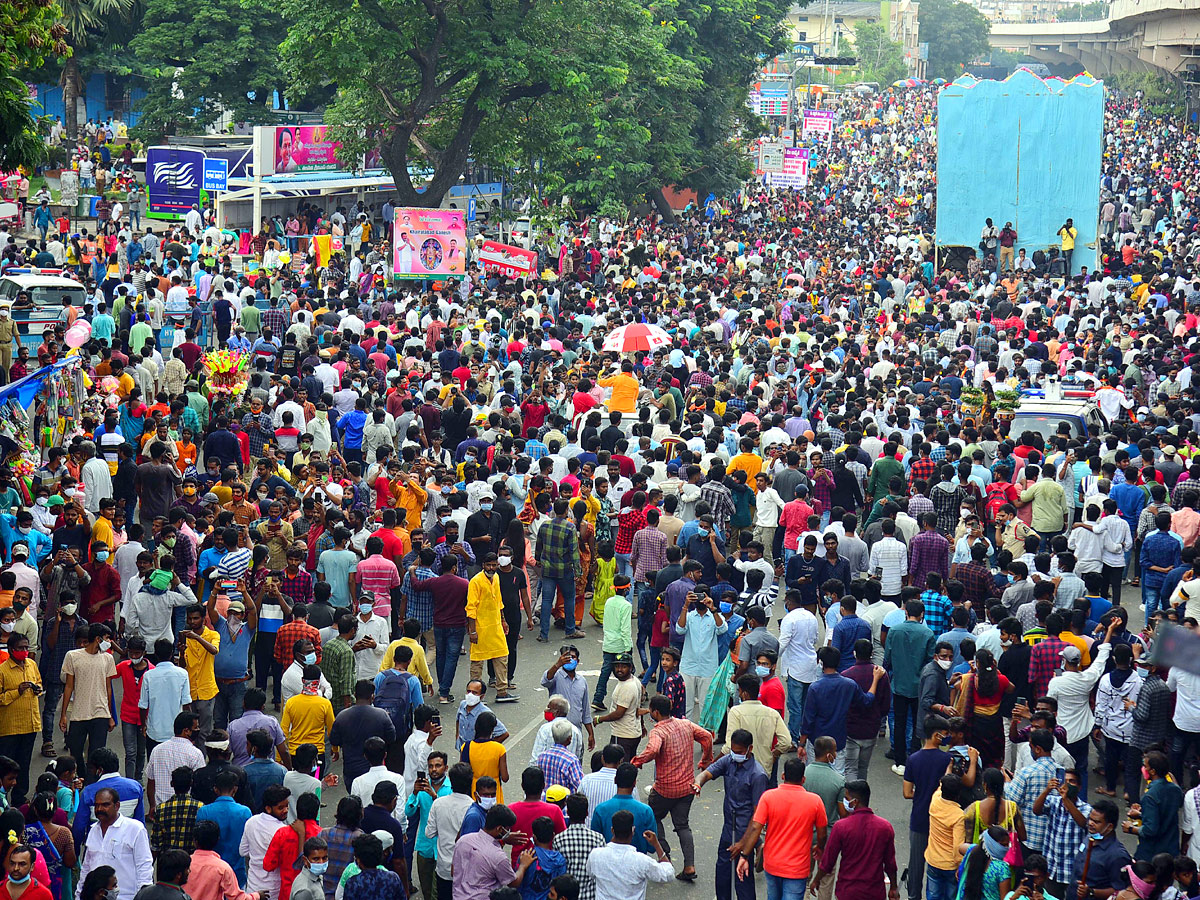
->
[0,357,86,496]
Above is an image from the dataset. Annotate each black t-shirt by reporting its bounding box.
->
[498,566,527,613]
[51,523,90,558]
[307,600,337,630]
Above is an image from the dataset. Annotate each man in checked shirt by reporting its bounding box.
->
[631,694,713,882]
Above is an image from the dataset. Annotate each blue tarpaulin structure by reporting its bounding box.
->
[0,357,80,411]
[936,70,1104,271]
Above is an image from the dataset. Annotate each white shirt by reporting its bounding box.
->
[577,768,618,816]
[240,812,285,895]
[81,457,113,515]
[1047,643,1112,742]
[425,792,475,879]
[529,718,583,764]
[1014,739,1076,773]
[77,815,153,900]
[1183,788,1200,867]
[1169,667,1200,734]
[754,487,785,527]
[280,661,333,704]
[353,764,407,816]
[353,613,391,679]
[402,730,433,799]
[777,606,819,682]
[125,583,197,645]
[587,842,675,900]
[868,536,908,597]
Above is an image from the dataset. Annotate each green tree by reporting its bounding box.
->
[278,0,663,207]
[1,0,67,170]
[502,0,791,217]
[851,20,908,86]
[918,0,990,81]
[1058,0,1107,21]
[131,0,288,139]
[57,0,137,140]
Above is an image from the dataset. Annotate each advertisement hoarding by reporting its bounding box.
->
[393,208,467,279]
[255,125,348,175]
[479,240,538,279]
[146,146,205,218]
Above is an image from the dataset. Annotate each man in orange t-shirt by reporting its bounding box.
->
[598,360,640,414]
[729,757,829,894]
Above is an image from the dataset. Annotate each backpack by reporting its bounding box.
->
[984,482,1010,522]
[374,669,417,742]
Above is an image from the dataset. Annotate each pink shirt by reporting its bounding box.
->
[356,555,402,617]
[184,850,258,900]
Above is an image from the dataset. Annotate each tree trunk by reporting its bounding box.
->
[648,186,678,224]
[61,57,81,141]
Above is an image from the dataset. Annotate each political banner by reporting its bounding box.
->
[803,109,837,137]
[479,240,538,279]
[257,125,347,175]
[393,208,467,279]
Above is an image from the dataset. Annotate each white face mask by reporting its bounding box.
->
[464,692,481,708]
[0,622,12,633]
[478,796,497,809]
[935,658,952,670]
[497,555,512,567]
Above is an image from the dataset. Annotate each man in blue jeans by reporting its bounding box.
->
[535,498,583,640]
[777,590,819,745]
[409,552,469,704]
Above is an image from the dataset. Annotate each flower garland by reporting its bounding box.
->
[201,350,251,400]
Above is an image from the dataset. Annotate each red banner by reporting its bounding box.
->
[479,240,537,279]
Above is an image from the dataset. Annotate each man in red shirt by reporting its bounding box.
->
[81,540,121,624]
[754,649,787,719]
[505,767,566,865]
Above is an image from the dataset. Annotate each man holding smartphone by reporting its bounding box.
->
[0,633,41,804]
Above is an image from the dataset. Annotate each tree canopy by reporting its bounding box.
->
[918,0,990,82]
[1,0,67,169]
[851,21,908,87]
[131,0,288,138]
[276,0,794,211]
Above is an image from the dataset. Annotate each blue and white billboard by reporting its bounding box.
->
[146,146,204,219]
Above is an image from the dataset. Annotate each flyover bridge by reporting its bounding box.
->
[988,0,1200,79]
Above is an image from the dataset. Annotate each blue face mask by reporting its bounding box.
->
[696,528,709,538]
[441,515,452,525]
[719,602,733,614]
[754,665,770,678]
[359,603,373,616]
[8,874,30,886]
[562,659,578,672]
[729,752,748,763]
[309,862,329,876]
[303,652,317,666]
[1089,832,1105,842]
[480,502,493,512]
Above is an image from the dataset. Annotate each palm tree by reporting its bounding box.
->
[57,0,136,139]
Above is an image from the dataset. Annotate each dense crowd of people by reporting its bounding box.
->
[0,80,1199,900]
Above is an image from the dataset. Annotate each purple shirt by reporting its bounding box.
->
[228,709,286,767]
[451,830,516,900]
[819,808,897,900]
[843,662,891,741]
[908,529,950,590]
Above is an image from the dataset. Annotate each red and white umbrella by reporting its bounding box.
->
[602,323,672,353]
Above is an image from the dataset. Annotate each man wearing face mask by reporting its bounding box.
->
[916,642,957,746]
[125,565,197,647]
[1,511,51,566]
[59,623,118,772]
[467,554,518,703]
[455,679,509,751]
[81,541,121,627]
[351,597,390,680]
[694,727,768,900]
[541,648,595,750]
[281,639,332,705]
[465,490,505,563]
[1032,768,1091,893]
[207,590,258,730]
[0,633,41,804]
[1068,800,1132,900]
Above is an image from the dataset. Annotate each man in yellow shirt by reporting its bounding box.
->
[727,438,764,489]
[466,554,516,702]
[597,361,640,414]
[378,619,433,691]
[91,498,117,551]
[925,778,966,900]
[1058,218,1078,275]
[280,665,336,754]
[0,632,40,800]
[181,605,220,736]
